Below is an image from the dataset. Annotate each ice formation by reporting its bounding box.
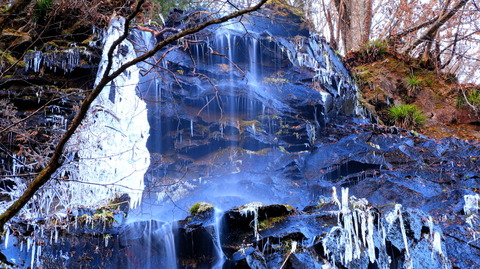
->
[57,17,150,208]
[464,194,480,240]
[322,188,452,269]
[323,187,378,266]
[240,202,262,241]
[24,45,86,73]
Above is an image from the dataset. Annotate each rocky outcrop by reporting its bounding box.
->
[0,2,479,268]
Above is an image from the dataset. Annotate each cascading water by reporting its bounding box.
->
[3,3,474,268]
[119,9,360,268]
[213,208,226,268]
[119,220,177,269]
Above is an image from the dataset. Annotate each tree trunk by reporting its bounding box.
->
[333,0,374,52]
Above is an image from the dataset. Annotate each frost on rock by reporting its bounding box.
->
[56,17,150,209]
[464,194,480,240]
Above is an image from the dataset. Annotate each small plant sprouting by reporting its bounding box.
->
[388,104,426,129]
[35,0,53,19]
[361,40,388,62]
[405,74,422,97]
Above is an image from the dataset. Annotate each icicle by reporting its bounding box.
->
[331,187,341,208]
[27,237,32,252]
[36,244,42,266]
[54,227,59,243]
[341,188,349,214]
[432,231,443,256]
[4,228,9,248]
[366,211,376,263]
[240,202,262,241]
[190,120,194,137]
[30,241,36,269]
[307,123,316,145]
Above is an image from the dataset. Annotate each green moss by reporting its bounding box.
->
[189,202,214,216]
[267,0,305,18]
[41,41,60,50]
[0,49,24,67]
[76,208,116,226]
[92,209,115,223]
[258,215,286,230]
[353,68,374,83]
[245,147,272,156]
[239,120,261,127]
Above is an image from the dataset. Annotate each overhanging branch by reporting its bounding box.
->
[0,0,268,229]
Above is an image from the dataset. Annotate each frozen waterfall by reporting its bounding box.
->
[58,17,150,208]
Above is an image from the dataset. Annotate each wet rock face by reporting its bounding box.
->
[154,120,478,269]
[135,4,359,222]
[138,4,356,163]
[3,100,480,268]
[126,5,479,268]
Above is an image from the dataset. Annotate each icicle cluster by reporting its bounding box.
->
[240,202,262,241]
[24,46,85,73]
[1,19,149,267]
[323,187,452,269]
[464,194,480,241]
[323,188,378,266]
[385,204,412,268]
[279,34,351,91]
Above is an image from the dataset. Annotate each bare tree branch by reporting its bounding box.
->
[403,0,470,54]
[0,0,268,229]
[0,0,33,32]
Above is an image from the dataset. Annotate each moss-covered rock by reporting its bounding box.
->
[189,202,214,216]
